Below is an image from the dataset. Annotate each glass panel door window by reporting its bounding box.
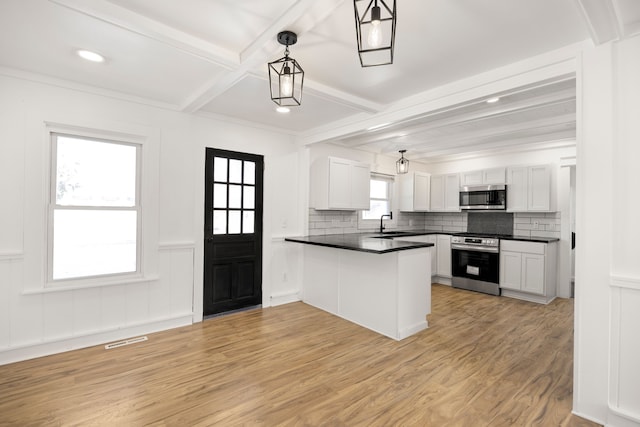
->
[50,134,140,281]
[212,157,256,235]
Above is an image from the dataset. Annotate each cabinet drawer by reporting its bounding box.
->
[500,240,545,255]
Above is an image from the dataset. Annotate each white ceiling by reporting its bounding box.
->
[1,0,640,162]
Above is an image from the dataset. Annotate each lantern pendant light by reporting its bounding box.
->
[268,31,304,107]
[353,0,397,67]
[396,150,409,174]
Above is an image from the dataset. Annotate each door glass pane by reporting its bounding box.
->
[370,179,388,198]
[243,186,255,209]
[55,136,136,207]
[228,211,241,234]
[213,210,227,234]
[214,157,227,182]
[213,184,227,208]
[243,161,255,185]
[229,159,242,183]
[229,185,242,209]
[53,209,137,279]
[243,211,254,234]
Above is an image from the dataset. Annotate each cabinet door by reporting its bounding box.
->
[522,253,545,294]
[436,235,451,277]
[444,174,460,211]
[528,165,551,211]
[507,167,527,211]
[426,235,437,276]
[414,172,430,211]
[328,158,352,209]
[430,175,445,211]
[351,163,371,210]
[461,171,483,186]
[500,251,522,290]
[483,167,506,185]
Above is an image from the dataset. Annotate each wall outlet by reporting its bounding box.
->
[533,221,539,229]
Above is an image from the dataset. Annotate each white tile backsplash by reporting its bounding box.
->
[513,212,561,239]
[306,209,561,239]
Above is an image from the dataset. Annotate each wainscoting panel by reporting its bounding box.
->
[0,244,195,365]
[609,276,640,424]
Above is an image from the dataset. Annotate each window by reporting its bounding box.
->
[362,175,393,220]
[49,133,140,281]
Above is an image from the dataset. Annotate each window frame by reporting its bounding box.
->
[47,132,143,286]
[358,173,397,230]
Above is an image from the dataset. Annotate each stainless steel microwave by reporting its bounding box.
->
[459,184,506,210]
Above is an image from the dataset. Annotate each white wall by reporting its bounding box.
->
[0,73,302,364]
[575,35,640,426]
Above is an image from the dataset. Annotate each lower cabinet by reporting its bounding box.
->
[499,240,557,304]
[436,235,451,279]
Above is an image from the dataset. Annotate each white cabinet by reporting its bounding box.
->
[350,162,371,209]
[499,240,557,304]
[430,174,460,212]
[460,167,506,186]
[310,157,371,210]
[394,234,437,276]
[399,172,430,212]
[436,234,451,278]
[506,164,555,212]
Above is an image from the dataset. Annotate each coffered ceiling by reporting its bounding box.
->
[1,0,640,162]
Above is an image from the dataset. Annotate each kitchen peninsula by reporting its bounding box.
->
[285,234,434,340]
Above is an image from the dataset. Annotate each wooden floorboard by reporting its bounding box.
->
[0,284,600,426]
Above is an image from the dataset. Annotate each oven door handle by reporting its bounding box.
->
[451,244,499,253]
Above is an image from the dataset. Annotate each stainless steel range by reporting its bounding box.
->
[451,234,500,296]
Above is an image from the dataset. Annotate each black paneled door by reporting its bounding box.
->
[204,148,263,316]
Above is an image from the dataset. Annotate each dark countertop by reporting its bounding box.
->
[285,230,559,252]
[496,235,559,243]
[284,233,435,254]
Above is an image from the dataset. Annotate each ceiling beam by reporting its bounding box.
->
[181,0,347,113]
[409,130,576,160]
[371,113,577,155]
[49,0,238,67]
[573,0,621,44]
[339,88,576,148]
[415,138,576,164]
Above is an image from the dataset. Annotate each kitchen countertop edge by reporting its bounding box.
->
[284,235,434,254]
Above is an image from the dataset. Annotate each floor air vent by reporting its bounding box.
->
[105,336,148,350]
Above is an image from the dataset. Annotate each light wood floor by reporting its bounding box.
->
[0,284,599,426]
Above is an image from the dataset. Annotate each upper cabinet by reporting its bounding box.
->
[460,167,506,186]
[430,173,460,212]
[506,164,556,212]
[399,171,431,212]
[310,157,371,210]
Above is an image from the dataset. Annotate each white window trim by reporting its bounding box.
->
[39,121,158,290]
[358,173,398,231]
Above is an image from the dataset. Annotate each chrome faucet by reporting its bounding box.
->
[379,211,393,233]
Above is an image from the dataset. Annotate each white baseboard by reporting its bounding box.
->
[398,320,429,340]
[433,276,452,286]
[270,290,301,306]
[0,314,193,366]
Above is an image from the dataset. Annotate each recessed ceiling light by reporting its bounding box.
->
[276,106,290,113]
[77,49,105,63]
[486,96,500,104]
